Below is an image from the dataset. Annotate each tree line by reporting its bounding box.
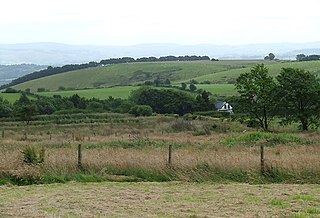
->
[233,64,320,131]
[296,54,320,62]
[0,87,216,123]
[0,55,212,90]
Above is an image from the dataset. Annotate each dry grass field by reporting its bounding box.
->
[0,115,319,184]
[0,115,320,217]
[0,182,319,217]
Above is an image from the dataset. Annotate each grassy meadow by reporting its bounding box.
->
[0,114,319,186]
[191,60,320,84]
[12,60,263,92]
[0,92,21,103]
[0,182,319,217]
[38,86,138,99]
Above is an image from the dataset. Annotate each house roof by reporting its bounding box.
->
[215,101,226,109]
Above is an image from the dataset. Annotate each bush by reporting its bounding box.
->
[170,119,196,131]
[37,88,46,92]
[22,146,45,165]
[129,105,153,117]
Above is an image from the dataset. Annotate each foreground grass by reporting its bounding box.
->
[0,182,319,217]
[0,115,319,185]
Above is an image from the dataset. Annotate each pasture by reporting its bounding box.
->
[0,93,21,103]
[0,84,236,103]
[38,86,138,99]
[11,60,263,92]
[191,60,320,84]
[0,182,319,217]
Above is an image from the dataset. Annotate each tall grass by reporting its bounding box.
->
[0,116,319,185]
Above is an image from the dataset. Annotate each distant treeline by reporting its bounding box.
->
[296,54,320,62]
[1,55,214,90]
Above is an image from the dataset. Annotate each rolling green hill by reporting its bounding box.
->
[12,60,263,92]
[5,60,320,102]
[35,84,236,100]
[190,61,320,84]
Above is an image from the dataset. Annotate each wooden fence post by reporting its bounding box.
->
[260,144,265,175]
[168,144,173,168]
[78,144,82,170]
[1,129,4,138]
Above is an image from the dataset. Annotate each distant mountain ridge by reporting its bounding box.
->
[1,42,320,65]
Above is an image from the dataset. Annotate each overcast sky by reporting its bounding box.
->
[1,0,320,46]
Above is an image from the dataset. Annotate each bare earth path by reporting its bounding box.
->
[0,182,319,217]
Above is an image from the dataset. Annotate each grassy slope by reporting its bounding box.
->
[38,86,138,99]
[37,84,236,100]
[0,93,21,103]
[12,60,262,92]
[7,60,319,101]
[191,61,320,83]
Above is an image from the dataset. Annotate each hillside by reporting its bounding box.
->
[189,61,320,84]
[12,60,262,92]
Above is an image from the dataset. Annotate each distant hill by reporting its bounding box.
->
[1,42,320,65]
[11,60,263,92]
[10,60,320,93]
[0,64,46,86]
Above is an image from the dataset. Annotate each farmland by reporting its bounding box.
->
[0,182,319,217]
[1,59,320,217]
[11,60,264,92]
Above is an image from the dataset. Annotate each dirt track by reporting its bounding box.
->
[0,182,319,217]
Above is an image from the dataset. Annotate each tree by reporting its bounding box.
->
[264,53,275,61]
[0,97,13,118]
[181,82,187,90]
[14,94,37,125]
[275,68,320,130]
[189,84,197,92]
[129,105,153,116]
[195,91,214,111]
[235,64,276,131]
[129,87,195,115]
[164,78,171,86]
[296,54,306,62]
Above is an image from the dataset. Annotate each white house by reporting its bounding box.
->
[215,101,233,112]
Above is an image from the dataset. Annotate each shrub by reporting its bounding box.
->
[170,119,196,131]
[37,88,46,92]
[22,146,45,165]
[129,105,153,117]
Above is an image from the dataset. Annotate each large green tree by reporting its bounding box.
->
[129,87,195,115]
[235,64,276,131]
[275,68,320,130]
[0,97,13,118]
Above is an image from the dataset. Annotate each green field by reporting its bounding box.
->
[38,86,138,99]
[37,84,236,100]
[12,60,263,92]
[0,93,21,103]
[5,60,320,101]
[191,60,320,83]
[0,84,235,103]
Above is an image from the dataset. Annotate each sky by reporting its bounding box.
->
[1,0,320,46]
